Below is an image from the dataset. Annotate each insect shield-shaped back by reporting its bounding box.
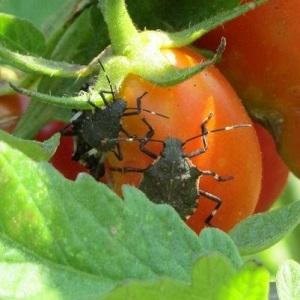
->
[111,114,251,225]
[61,63,168,179]
[76,99,127,151]
[140,137,203,219]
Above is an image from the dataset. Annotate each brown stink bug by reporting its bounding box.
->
[111,113,250,225]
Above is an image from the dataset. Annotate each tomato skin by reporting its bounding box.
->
[197,0,300,176]
[107,47,262,232]
[254,123,288,213]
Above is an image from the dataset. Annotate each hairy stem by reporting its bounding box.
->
[99,0,139,55]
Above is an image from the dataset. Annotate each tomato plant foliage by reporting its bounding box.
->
[0,138,294,299]
[0,136,299,299]
[0,0,298,299]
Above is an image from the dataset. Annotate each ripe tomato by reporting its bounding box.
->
[254,123,288,213]
[106,47,262,232]
[197,0,300,177]
[0,94,28,132]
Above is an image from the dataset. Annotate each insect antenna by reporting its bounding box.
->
[143,138,165,145]
[125,91,169,119]
[140,108,169,119]
[107,137,165,145]
[183,123,251,145]
[98,59,116,101]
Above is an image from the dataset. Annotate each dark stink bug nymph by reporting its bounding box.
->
[63,63,167,179]
[111,114,251,224]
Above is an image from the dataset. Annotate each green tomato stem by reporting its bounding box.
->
[99,0,139,55]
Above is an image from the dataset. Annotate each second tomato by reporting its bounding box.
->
[197,0,300,177]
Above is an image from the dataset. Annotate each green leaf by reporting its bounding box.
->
[41,1,90,37]
[14,4,108,139]
[0,8,97,78]
[277,260,300,300]
[48,5,108,65]
[0,141,210,298]
[229,201,300,255]
[0,0,70,32]
[146,1,265,48]
[0,234,114,300]
[0,129,59,161]
[0,13,45,55]
[127,0,240,30]
[126,0,265,34]
[219,261,270,300]
[101,255,269,300]
[199,228,243,269]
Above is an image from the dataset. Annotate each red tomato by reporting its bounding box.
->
[197,0,300,176]
[106,47,262,232]
[254,123,288,213]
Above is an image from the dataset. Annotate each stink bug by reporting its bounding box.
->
[111,114,251,225]
[63,62,168,179]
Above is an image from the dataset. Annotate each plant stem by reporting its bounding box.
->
[99,0,139,55]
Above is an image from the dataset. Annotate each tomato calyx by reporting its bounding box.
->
[9,0,264,113]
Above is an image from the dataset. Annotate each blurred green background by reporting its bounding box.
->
[0,0,77,36]
[0,0,63,27]
[256,174,300,278]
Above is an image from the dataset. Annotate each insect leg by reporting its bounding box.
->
[76,148,100,162]
[120,125,132,138]
[99,90,115,104]
[201,170,233,182]
[109,119,159,159]
[73,142,106,179]
[138,118,158,159]
[112,143,123,161]
[198,189,222,226]
[60,123,74,136]
[183,113,213,158]
[110,166,147,173]
[60,111,84,135]
[124,92,168,118]
[123,92,147,116]
[87,95,100,109]
[72,138,92,161]
[184,113,251,155]
[90,162,105,179]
